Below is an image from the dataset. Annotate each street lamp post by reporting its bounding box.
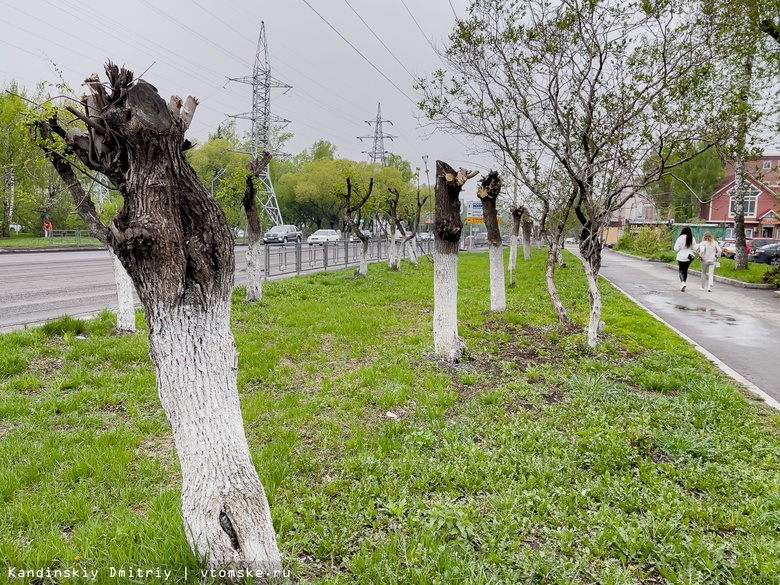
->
[210,168,226,196]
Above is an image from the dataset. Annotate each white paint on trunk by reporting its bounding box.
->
[406,239,418,266]
[108,248,136,333]
[358,240,368,276]
[147,302,282,573]
[580,256,603,348]
[245,242,263,301]
[508,234,518,286]
[488,244,506,311]
[433,250,466,361]
[546,244,570,325]
[387,231,397,269]
[523,224,532,261]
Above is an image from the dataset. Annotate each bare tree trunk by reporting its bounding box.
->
[508,208,521,287]
[522,218,533,261]
[580,254,603,348]
[244,154,272,301]
[359,239,369,275]
[732,155,748,270]
[478,171,505,311]
[37,66,282,574]
[405,238,418,266]
[433,161,477,361]
[109,248,136,333]
[545,240,570,326]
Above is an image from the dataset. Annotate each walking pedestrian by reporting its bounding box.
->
[697,231,722,292]
[673,225,696,292]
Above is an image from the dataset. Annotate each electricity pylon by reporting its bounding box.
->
[358,103,396,165]
[229,21,290,226]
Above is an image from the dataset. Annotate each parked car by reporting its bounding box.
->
[9,223,22,233]
[263,224,302,244]
[307,229,341,245]
[748,242,780,267]
[474,232,488,246]
[720,240,737,258]
[747,237,780,255]
[349,229,372,242]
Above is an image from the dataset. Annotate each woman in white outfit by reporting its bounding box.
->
[673,225,696,292]
[697,231,722,292]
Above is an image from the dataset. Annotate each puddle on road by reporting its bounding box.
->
[673,305,737,324]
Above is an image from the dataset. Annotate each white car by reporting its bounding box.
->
[307,229,341,245]
[9,223,22,233]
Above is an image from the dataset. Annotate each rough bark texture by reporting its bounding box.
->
[433,161,477,361]
[244,153,272,301]
[477,171,505,311]
[37,64,281,574]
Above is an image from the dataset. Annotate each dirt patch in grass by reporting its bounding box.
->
[28,355,63,375]
[135,434,175,461]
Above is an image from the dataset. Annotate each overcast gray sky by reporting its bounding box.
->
[1,0,495,192]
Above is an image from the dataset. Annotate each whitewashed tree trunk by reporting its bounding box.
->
[358,239,369,276]
[108,248,136,333]
[508,234,518,286]
[433,250,465,360]
[405,239,418,266]
[40,69,283,575]
[245,242,263,301]
[148,302,281,573]
[488,244,506,311]
[522,220,533,260]
[580,255,603,348]
[546,242,570,326]
[387,230,397,269]
[432,161,477,362]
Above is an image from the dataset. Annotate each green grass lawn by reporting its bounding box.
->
[2,250,780,584]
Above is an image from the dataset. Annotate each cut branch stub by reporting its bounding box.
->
[435,160,474,247]
[477,170,503,247]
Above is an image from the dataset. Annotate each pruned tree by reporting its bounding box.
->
[34,64,282,574]
[433,161,478,362]
[344,176,374,276]
[476,170,505,310]
[244,152,273,301]
[420,0,731,348]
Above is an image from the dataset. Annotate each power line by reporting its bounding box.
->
[301,0,416,105]
[398,0,448,66]
[342,0,417,82]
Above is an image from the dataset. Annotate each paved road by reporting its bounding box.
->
[0,248,249,332]
[0,242,397,332]
[598,249,779,401]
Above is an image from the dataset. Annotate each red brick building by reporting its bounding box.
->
[702,155,780,239]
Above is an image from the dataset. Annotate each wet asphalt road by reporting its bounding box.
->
[597,249,780,401]
[0,248,247,332]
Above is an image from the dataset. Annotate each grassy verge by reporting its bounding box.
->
[2,250,780,584]
[0,234,102,248]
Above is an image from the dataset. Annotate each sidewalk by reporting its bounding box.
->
[592,248,780,405]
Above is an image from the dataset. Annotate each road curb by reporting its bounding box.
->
[600,272,780,412]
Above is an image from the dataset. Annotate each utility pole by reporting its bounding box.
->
[229,21,290,226]
[358,103,396,165]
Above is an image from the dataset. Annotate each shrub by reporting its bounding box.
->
[614,231,631,251]
[762,267,780,288]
